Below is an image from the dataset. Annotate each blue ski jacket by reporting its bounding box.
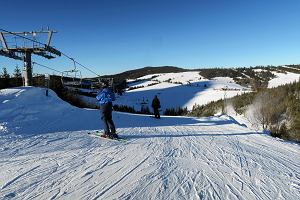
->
[96,87,115,105]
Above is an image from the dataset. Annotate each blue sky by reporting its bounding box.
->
[1,0,300,77]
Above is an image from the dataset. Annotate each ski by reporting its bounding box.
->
[87,131,128,142]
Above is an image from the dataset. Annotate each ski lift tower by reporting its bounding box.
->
[0,29,61,86]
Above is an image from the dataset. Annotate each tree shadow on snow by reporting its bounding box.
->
[7,110,248,137]
[115,113,247,129]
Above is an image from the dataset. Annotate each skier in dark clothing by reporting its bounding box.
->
[96,83,118,138]
[151,95,161,119]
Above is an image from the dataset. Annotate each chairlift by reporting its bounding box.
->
[61,58,82,88]
[90,78,102,89]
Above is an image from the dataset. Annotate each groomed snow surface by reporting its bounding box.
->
[1,87,300,200]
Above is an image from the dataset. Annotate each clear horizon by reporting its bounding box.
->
[1,0,300,77]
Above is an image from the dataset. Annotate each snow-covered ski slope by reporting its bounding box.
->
[1,87,300,200]
[268,71,300,88]
[116,71,249,111]
[115,70,300,112]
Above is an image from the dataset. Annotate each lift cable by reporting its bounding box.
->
[32,62,63,74]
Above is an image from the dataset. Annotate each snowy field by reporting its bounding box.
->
[116,71,250,111]
[268,71,300,88]
[119,70,300,111]
[81,70,300,113]
[1,87,300,199]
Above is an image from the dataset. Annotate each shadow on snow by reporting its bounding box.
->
[123,131,260,140]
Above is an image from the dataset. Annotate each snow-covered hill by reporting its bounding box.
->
[268,71,300,88]
[77,68,300,113]
[117,69,300,112]
[116,71,249,112]
[1,87,300,199]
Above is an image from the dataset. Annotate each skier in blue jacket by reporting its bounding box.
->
[96,83,117,138]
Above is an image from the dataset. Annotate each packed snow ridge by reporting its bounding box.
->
[1,87,300,199]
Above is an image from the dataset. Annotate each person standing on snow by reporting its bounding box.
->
[151,95,161,119]
[96,82,118,138]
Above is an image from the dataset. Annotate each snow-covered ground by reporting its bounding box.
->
[121,70,300,111]
[80,70,300,113]
[268,71,300,88]
[1,87,300,199]
[116,72,249,111]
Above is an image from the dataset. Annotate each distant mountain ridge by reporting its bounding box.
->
[101,65,300,89]
[102,65,300,79]
[101,66,187,80]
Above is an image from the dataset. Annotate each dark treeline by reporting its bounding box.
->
[0,66,22,89]
[198,66,278,89]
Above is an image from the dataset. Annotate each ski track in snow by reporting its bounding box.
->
[1,122,300,200]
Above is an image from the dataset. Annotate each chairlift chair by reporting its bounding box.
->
[61,58,82,88]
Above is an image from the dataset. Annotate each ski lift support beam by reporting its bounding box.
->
[0,29,61,86]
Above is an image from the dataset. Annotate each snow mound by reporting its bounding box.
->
[0,87,97,136]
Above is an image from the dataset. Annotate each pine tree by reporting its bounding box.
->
[1,67,10,78]
[13,65,22,78]
[12,65,23,87]
[0,67,11,89]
